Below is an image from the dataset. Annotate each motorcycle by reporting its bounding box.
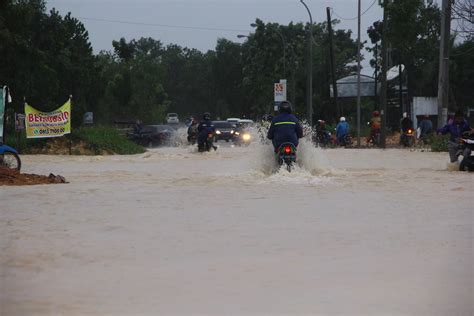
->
[313,130,332,147]
[401,128,415,147]
[276,142,297,172]
[198,133,217,152]
[187,132,197,145]
[367,129,381,147]
[338,134,353,147]
[0,143,21,171]
[458,133,474,172]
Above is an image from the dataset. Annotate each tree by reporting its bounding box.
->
[366,0,441,104]
[241,18,358,121]
[452,0,474,40]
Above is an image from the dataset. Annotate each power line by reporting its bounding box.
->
[331,0,378,21]
[76,17,249,33]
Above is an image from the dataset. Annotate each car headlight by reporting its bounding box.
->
[231,130,234,134]
[216,130,221,135]
[243,133,251,141]
[234,132,240,136]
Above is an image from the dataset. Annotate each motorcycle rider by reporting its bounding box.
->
[267,101,303,150]
[197,112,216,150]
[336,116,350,145]
[187,118,199,143]
[314,119,331,145]
[367,111,381,144]
[437,110,472,163]
[399,112,414,144]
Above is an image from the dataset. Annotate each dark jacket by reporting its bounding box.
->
[418,119,433,137]
[400,117,413,132]
[197,119,215,142]
[267,113,303,148]
[437,119,471,142]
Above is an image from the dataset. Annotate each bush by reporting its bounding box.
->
[430,134,449,152]
[72,126,145,155]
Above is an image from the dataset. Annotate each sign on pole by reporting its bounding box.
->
[83,112,93,125]
[274,79,287,111]
[25,99,71,138]
[0,87,5,141]
[274,80,287,102]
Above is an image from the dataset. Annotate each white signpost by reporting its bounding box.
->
[274,79,287,111]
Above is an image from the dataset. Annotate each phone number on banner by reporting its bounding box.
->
[33,127,66,135]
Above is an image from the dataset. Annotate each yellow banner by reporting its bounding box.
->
[25,100,71,138]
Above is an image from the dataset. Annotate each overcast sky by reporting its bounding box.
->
[45,0,389,75]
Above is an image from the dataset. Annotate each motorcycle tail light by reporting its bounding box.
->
[284,146,291,154]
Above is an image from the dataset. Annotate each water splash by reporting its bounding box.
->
[249,123,332,177]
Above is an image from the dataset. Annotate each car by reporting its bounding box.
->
[129,124,177,147]
[226,118,241,124]
[238,119,254,127]
[213,121,237,142]
[166,113,179,124]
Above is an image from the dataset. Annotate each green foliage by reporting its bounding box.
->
[0,2,98,126]
[0,1,360,131]
[366,1,441,97]
[450,40,474,110]
[72,127,145,155]
[430,134,449,152]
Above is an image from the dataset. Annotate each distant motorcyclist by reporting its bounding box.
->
[314,119,331,146]
[133,119,143,134]
[197,112,216,150]
[367,111,381,144]
[267,101,303,150]
[187,118,199,144]
[336,116,350,145]
[400,112,413,133]
[399,112,414,144]
[437,110,472,163]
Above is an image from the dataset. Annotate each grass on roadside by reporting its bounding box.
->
[72,126,145,155]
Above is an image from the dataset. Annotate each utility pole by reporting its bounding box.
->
[300,0,313,125]
[437,0,451,127]
[374,43,378,111]
[399,63,403,114]
[356,0,362,147]
[327,7,339,118]
[380,0,389,148]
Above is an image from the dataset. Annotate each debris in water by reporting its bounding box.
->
[0,167,68,186]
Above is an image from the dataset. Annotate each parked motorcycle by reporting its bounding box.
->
[0,143,21,171]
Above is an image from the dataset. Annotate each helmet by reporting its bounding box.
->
[279,101,292,114]
[318,119,326,127]
[340,116,346,122]
[202,112,211,120]
[372,111,380,117]
[402,112,408,118]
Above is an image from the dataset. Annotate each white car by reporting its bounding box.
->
[226,118,241,124]
[166,113,179,124]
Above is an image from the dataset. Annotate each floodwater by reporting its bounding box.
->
[1,139,472,315]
